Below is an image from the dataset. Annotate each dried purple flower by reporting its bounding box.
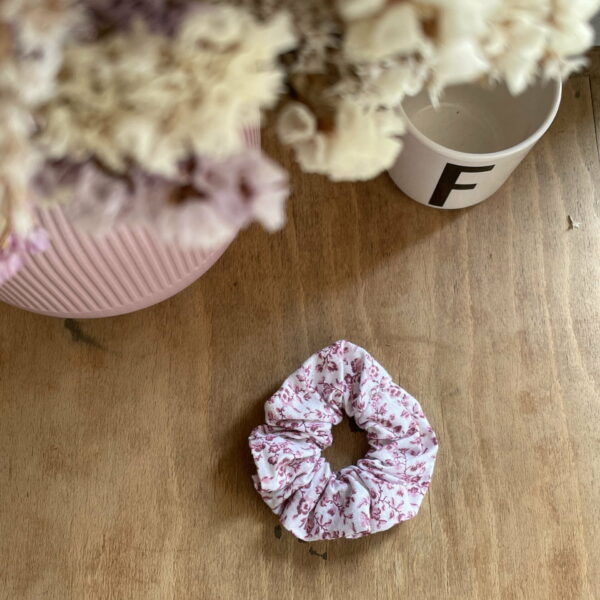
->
[37,148,288,249]
[195,151,288,232]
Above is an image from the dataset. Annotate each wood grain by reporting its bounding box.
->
[589,48,600,160]
[0,75,599,600]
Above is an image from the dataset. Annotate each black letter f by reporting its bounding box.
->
[429,163,495,207]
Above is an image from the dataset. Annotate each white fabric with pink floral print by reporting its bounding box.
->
[249,340,438,541]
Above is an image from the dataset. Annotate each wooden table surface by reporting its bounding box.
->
[1,64,599,599]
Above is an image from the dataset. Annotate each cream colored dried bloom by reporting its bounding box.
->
[282,99,405,182]
[0,102,39,237]
[277,103,317,145]
[228,0,341,75]
[486,0,600,93]
[371,63,428,105]
[329,58,428,110]
[40,6,295,178]
[336,0,386,21]
[266,0,597,181]
[487,19,548,94]
[0,0,80,105]
[345,3,427,63]
[0,1,78,244]
[430,39,490,98]
[338,0,600,97]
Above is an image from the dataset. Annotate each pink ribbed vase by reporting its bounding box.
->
[0,128,260,319]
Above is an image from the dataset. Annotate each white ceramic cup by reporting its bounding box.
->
[388,79,562,209]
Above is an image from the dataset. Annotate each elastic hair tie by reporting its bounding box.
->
[249,340,438,541]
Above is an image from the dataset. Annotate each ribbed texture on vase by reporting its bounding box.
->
[0,209,230,319]
[0,129,260,318]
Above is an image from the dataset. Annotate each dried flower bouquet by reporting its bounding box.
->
[1,0,598,282]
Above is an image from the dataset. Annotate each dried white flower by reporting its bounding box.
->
[274,0,600,180]
[226,0,340,74]
[40,6,296,178]
[0,0,80,105]
[371,63,428,105]
[282,98,405,181]
[336,0,386,22]
[431,39,490,97]
[490,20,548,94]
[1,0,79,253]
[277,103,317,145]
[345,3,427,62]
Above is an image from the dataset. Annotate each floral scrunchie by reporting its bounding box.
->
[249,340,438,541]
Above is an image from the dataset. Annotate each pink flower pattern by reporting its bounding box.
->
[249,340,438,541]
